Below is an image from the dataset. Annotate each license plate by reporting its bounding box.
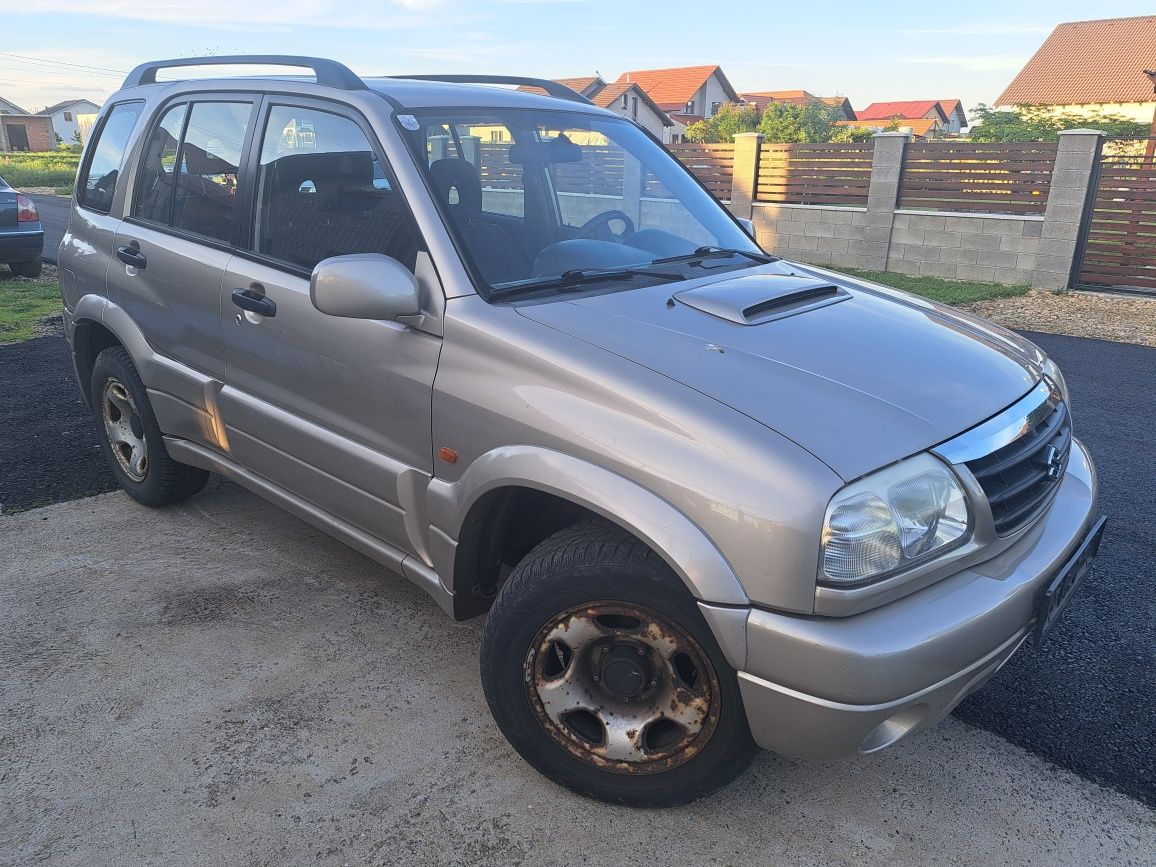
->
[1035,515,1107,646]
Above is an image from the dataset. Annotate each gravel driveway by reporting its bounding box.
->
[1,332,1153,813]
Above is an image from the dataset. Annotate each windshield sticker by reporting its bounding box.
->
[397,114,420,131]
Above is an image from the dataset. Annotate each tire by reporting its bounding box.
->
[89,346,209,506]
[9,259,42,278]
[480,520,758,806]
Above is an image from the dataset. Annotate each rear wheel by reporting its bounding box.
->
[480,521,757,806]
[8,259,42,278]
[89,346,209,506]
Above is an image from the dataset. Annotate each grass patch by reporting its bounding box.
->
[0,151,81,189]
[0,278,62,342]
[834,267,1032,306]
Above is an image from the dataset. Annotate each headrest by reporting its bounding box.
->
[509,135,582,165]
[269,150,374,194]
[429,158,482,218]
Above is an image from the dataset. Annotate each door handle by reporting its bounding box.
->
[116,245,147,269]
[231,287,277,318]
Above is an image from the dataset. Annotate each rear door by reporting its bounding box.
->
[107,97,257,449]
[218,98,441,554]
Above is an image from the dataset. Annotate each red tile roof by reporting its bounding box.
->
[836,117,943,137]
[739,90,815,103]
[589,82,674,125]
[553,76,603,96]
[858,100,948,122]
[615,65,737,110]
[996,15,1156,106]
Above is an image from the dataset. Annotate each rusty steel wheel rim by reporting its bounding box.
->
[524,602,722,774]
[100,377,148,482]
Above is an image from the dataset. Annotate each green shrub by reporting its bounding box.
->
[0,152,81,189]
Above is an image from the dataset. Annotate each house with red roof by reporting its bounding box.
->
[994,15,1156,125]
[857,100,966,134]
[739,91,856,120]
[615,65,739,141]
[519,76,675,141]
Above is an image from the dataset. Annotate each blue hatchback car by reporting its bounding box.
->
[0,174,43,277]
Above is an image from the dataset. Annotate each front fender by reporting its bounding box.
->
[425,445,749,606]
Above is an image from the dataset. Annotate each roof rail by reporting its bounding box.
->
[386,74,593,105]
[122,55,366,90]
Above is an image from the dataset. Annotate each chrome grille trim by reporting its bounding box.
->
[934,378,1071,537]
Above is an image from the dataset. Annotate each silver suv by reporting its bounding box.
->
[60,56,1104,806]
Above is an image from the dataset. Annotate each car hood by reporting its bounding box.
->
[515,265,1043,480]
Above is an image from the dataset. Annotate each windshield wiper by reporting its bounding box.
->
[488,265,684,301]
[651,246,778,266]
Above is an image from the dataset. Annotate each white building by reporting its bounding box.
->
[615,65,739,142]
[37,99,101,145]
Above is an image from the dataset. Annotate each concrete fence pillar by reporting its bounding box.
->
[1033,129,1103,290]
[861,131,909,270]
[729,132,763,218]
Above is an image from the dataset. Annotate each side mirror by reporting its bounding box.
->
[310,253,420,320]
[736,218,756,239]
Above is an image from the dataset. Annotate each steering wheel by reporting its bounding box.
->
[576,209,635,241]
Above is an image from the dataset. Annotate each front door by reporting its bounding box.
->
[218,100,441,554]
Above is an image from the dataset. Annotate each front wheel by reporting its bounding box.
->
[480,522,757,806]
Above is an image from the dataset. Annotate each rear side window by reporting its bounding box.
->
[252,105,418,271]
[78,101,144,213]
[133,103,187,224]
[172,102,251,243]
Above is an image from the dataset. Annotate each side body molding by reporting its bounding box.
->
[425,446,750,606]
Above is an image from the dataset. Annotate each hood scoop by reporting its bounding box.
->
[674,273,848,325]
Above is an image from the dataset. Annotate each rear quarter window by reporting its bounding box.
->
[78,101,144,214]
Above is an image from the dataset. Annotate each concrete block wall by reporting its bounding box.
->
[886,212,1042,285]
[732,128,1103,288]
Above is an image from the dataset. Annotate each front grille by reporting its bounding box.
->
[965,400,1071,535]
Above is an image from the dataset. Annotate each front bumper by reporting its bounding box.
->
[734,438,1098,760]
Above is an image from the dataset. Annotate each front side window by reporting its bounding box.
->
[400,109,762,300]
[78,101,144,213]
[252,105,418,272]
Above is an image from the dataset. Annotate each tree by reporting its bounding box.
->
[969,104,1150,141]
[684,99,872,144]
[683,103,759,143]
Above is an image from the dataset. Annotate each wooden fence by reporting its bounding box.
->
[897,141,1057,215]
[1075,139,1156,292]
[755,142,875,206]
[662,143,734,199]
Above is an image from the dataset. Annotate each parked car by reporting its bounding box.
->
[0,175,43,277]
[60,56,1104,806]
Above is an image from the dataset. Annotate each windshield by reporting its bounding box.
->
[399,108,765,300]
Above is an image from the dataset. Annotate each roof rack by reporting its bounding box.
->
[386,74,593,105]
[122,55,366,91]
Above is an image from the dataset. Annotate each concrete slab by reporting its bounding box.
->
[2,484,1153,866]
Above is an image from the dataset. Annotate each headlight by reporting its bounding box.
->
[820,453,971,586]
[1042,357,1070,407]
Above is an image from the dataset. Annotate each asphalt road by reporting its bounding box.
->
[28,193,69,263]
[0,331,1153,811]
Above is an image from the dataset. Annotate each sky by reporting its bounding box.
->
[4,1,1154,121]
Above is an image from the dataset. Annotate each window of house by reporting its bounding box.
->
[63,111,73,122]
[78,101,144,213]
[711,102,722,115]
[632,97,638,119]
[686,101,696,115]
[621,94,629,109]
[252,105,418,272]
